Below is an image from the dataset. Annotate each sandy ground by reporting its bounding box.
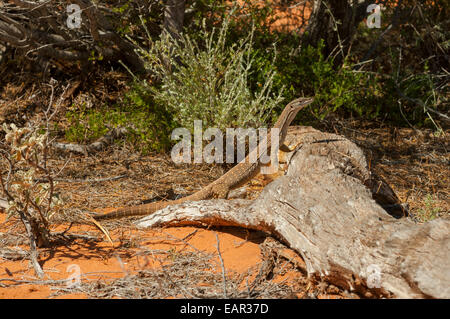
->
[0,211,321,299]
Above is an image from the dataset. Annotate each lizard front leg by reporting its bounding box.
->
[279,143,296,153]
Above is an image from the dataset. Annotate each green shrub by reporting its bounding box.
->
[380,48,444,128]
[65,84,176,153]
[136,15,285,132]
[121,81,176,152]
[65,103,109,143]
[271,39,382,120]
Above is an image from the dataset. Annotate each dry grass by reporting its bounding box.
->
[48,247,301,299]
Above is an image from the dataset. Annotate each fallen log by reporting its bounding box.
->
[52,127,128,155]
[134,126,449,298]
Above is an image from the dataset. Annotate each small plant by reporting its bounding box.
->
[415,194,440,223]
[0,122,64,277]
[1,123,63,232]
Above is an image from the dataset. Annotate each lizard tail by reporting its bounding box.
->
[93,200,174,220]
[92,188,211,220]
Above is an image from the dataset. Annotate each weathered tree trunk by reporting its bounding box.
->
[135,126,449,298]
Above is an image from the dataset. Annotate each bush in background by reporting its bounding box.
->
[137,15,285,132]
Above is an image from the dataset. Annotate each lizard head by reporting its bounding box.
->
[288,96,314,110]
[284,97,314,125]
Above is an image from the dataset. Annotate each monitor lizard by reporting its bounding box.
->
[93,97,314,220]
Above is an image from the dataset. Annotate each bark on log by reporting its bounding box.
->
[134,126,449,298]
